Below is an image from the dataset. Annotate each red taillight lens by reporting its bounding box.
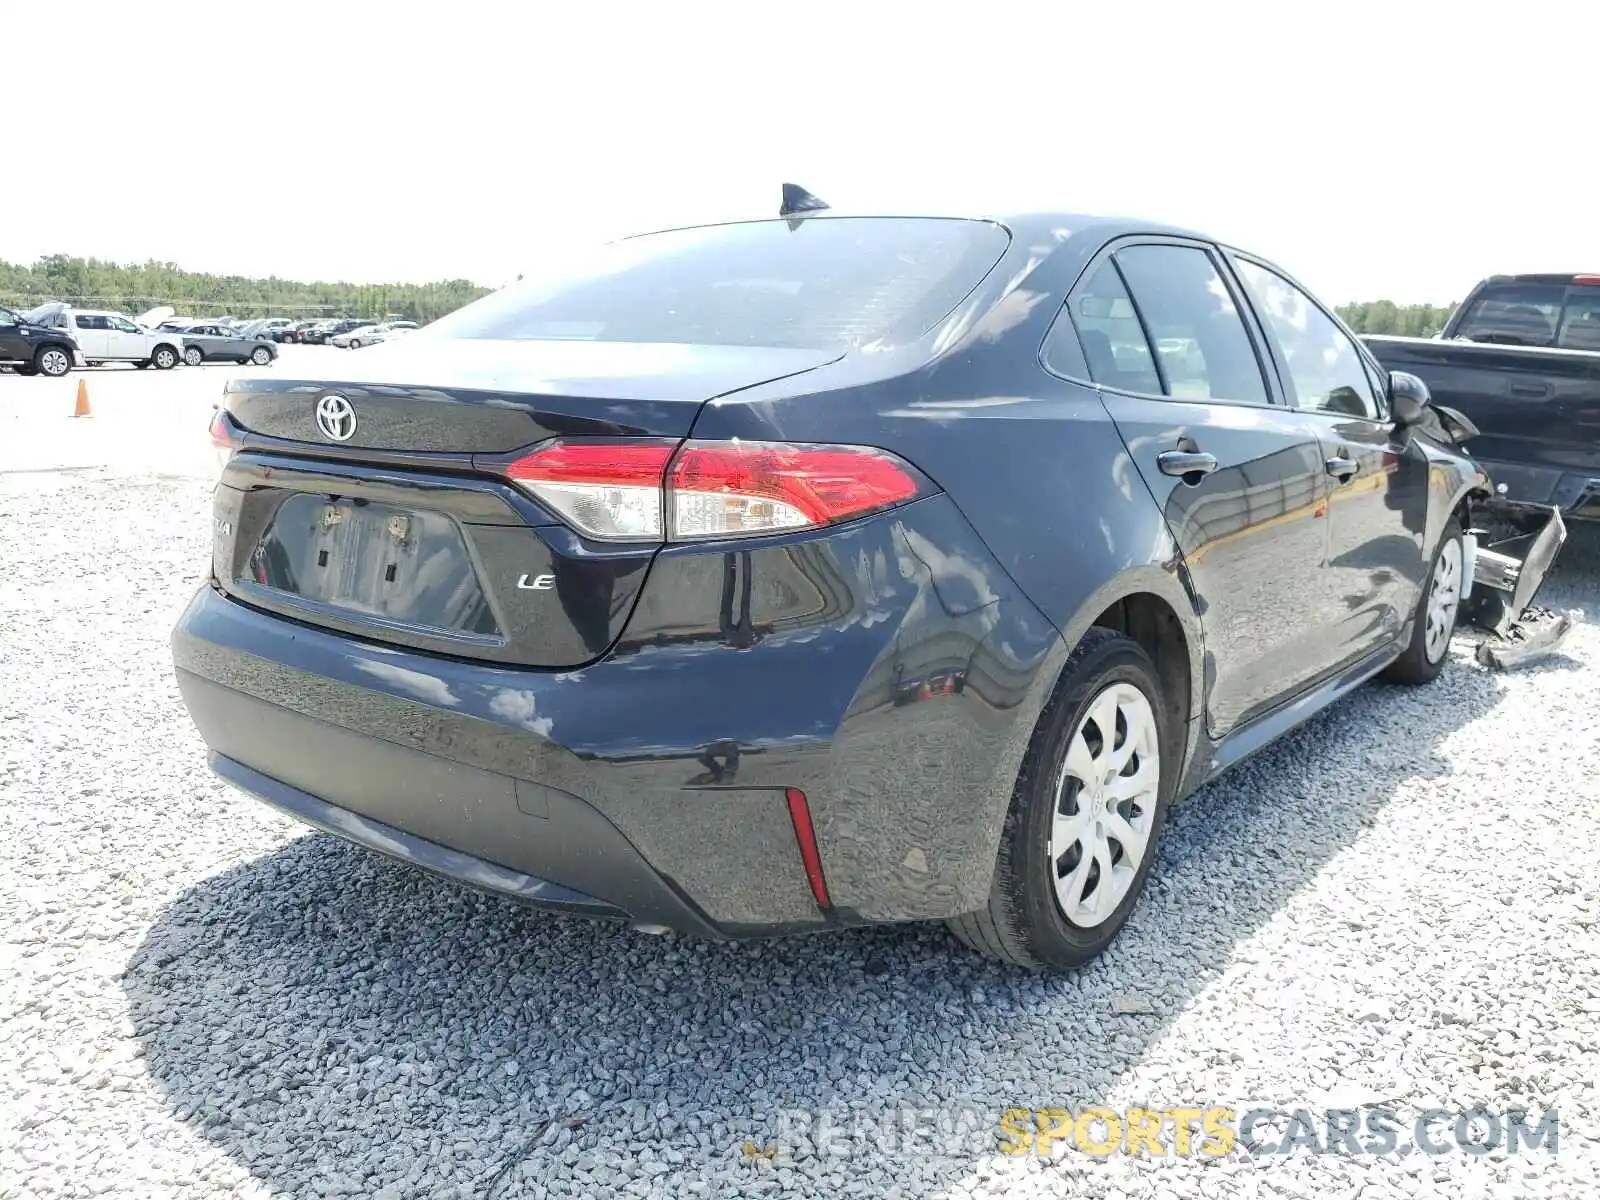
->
[208,407,237,475]
[1574,275,1600,286]
[504,439,677,540]
[503,438,928,543]
[668,441,924,540]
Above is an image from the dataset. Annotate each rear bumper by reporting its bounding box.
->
[171,495,1063,936]
[200,733,720,937]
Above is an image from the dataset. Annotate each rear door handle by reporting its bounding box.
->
[1325,456,1360,482]
[1508,380,1553,399]
[1156,450,1218,479]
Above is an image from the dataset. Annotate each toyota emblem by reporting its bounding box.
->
[315,393,357,442]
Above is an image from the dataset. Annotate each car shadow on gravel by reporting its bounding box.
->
[124,658,1512,1197]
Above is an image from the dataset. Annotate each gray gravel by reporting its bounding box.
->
[4,468,1600,1199]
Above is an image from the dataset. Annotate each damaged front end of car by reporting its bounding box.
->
[1458,507,1571,669]
[1420,397,1575,669]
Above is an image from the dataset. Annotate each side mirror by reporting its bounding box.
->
[1389,370,1432,427]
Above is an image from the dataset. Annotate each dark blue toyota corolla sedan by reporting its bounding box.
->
[174,206,1489,967]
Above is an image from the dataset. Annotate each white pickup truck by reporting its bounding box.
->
[22,303,186,369]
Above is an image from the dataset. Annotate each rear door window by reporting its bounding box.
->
[1113,245,1270,404]
[425,217,1010,351]
[1050,261,1161,393]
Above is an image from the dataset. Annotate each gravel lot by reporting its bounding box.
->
[3,364,1599,1198]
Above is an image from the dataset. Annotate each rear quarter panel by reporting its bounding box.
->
[690,333,1206,807]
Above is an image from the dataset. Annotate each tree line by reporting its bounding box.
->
[0,255,491,324]
[0,253,1459,338]
[1335,300,1457,338]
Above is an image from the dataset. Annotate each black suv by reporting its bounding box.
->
[174,210,1549,968]
[0,305,79,376]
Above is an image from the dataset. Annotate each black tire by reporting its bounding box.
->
[13,364,39,376]
[35,345,73,377]
[1382,518,1464,685]
[947,628,1175,969]
[151,345,178,370]
[250,346,272,366]
[183,346,204,367]
[134,361,149,370]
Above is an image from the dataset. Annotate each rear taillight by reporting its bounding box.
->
[504,440,677,540]
[503,439,928,543]
[1574,274,1600,286]
[208,407,237,476]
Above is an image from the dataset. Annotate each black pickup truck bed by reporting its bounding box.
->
[1366,274,1600,521]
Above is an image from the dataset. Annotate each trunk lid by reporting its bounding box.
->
[222,338,840,451]
[212,337,840,668]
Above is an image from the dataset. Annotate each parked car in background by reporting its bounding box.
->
[0,305,82,376]
[239,318,294,341]
[333,320,418,348]
[314,318,375,346]
[181,324,278,367]
[24,304,185,369]
[175,207,1564,969]
[276,319,322,343]
[1366,273,1600,524]
[329,324,377,348]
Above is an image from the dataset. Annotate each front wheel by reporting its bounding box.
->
[151,345,178,370]
[250,346,272,366]
[947,629,1172,969]
[183,346,204,367]
[36,346,73,377]
[1382,519,1463,685]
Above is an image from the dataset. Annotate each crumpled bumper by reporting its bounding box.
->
[1458,506,1574,669]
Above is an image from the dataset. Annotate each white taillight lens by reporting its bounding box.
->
[504,440,676,540]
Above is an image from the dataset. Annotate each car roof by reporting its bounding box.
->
[640,210,1214,248]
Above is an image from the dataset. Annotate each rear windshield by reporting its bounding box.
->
[1455,282,1600,351]
[426,217,1010,351]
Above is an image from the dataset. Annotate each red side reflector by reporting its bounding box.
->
[1574,275,1600,287]
[785,787,831,909]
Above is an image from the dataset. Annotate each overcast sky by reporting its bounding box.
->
[8,2,1596,304]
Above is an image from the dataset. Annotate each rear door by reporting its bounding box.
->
[104,315,148,360]
[72,315,110,357]
[1230,256,1431,665]
[1049,239,1334,737]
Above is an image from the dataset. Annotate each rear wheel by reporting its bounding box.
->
[947,629,1172,969]
[250,345,272,366]
[1382,518,1463,685]
[36,346,73,377]
[183,346,204,367]
[151,345,178,370]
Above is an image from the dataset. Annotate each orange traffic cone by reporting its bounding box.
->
[73,379,91,418]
